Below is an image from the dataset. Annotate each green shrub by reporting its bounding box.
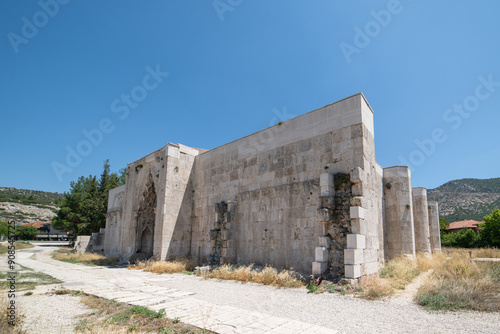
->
[306,281,319,293]
[16,225,38,240]
[441,228,480,248]
[480,209,500,247]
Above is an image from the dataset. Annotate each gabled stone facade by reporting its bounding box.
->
[100,93,441,279]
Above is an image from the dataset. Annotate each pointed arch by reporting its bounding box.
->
[135,173,157,259]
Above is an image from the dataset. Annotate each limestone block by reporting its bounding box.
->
[166,145,180,158]
[350,206,365,219]
[347,234,365,249]
[345,264,361,278]
[350,196,371,208]
[319,196,335,209]
[317,207,332,223]
[221,229,230,240]
[320,173,333,187]
[221,248,235,258]
[196,266,211,277]
[351,219,367,235]
[318,236,331,248]
[352,183,364,196]
[320,185,334,197]
[363,249,378,263]
[312,261,328,276]
[315,247,329,262]
[350,167,365,184]
[344,249,364,265]
[363,262,380,275]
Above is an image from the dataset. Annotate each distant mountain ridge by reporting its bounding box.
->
[0,187,63,204]
[427,178,500,222]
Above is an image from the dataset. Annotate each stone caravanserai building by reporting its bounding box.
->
[92,93,441,279]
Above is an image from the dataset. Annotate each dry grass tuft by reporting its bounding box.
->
[359,255,420,299]
[129,258,197,274]
[53,249,118,266]
[416,250,500,311]
[0,294,25,334]
[416,252,446,271]
[358,274,392,300]
[204,264,305,288]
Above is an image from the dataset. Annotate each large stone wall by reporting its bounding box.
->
[190,93,384,276]
[100,93,438,279]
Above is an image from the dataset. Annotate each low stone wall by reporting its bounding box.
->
[74,228,106,254]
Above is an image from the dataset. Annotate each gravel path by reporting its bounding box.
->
[19,293,90,334]
[6,243,500,334]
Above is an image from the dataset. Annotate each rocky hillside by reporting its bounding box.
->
[427,178,500,222]
[0,187,63,222]
[0,202,57,222]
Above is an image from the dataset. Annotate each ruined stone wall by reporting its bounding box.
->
[324,175,352,279]
[103,93,388,278]
[342,97,384,278]
[103,185,126,257]
[104,144,199,262]
[190,93,383,275]
[160,144,199,259]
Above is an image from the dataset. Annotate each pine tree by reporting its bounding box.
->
[53,160,125,236]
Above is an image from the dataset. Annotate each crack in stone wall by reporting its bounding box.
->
[326,174,353,280]
[209,202,228,265]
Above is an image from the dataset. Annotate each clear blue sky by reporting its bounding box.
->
[1,0,499,193]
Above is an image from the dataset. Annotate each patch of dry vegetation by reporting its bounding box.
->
[0,271,61,291]
[75,294,209,333]
[359,255,421,299]
[203,264,305,288]
[0,241,33,255]
[416,249,500,311]
[359,248,500,311]
[129,258,197,274]
[1,294,25,334]
[442,247,500,259]
[53,248,118,266]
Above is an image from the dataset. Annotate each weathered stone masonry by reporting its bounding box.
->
[96,93,441,279]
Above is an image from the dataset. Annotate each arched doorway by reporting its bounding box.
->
[135,174,157,260]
